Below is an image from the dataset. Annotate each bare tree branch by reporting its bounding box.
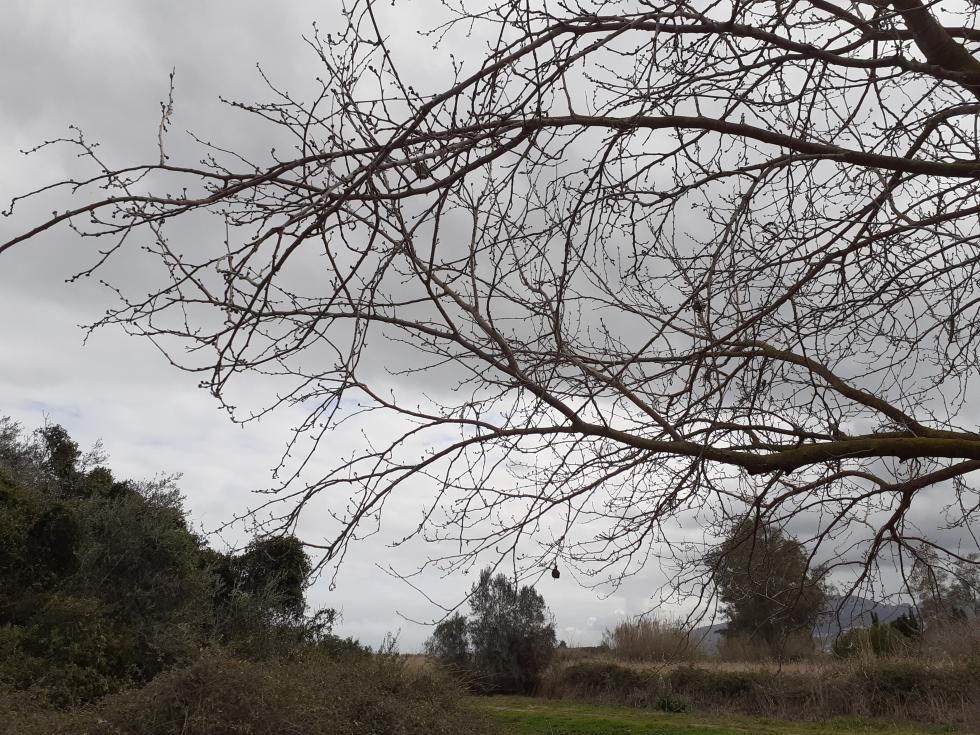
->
[4,0,980,611]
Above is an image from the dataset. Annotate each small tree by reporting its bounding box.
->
[710,519,827,659]
[468,568,557,693]
[425,568,557,693]
[207,534,320,657]
[424,612,470,671]
[235,535,311,622]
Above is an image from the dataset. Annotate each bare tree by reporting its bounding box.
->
[4,0,980,607]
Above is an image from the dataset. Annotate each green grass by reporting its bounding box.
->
[477,696,959,735]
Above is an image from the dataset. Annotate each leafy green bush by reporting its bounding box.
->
[655,692,688,713]
[0,436,212,705]
[0,419,351,707]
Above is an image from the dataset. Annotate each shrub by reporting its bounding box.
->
[558,661,652,693]
[0,422,215,705]
[0,420,360,708]
[920,616,980,663]
[716,629,815,662]
[834,624,911,659]
[655,692,689,713]
[539,661,659,707]
[6,652,503,735]
[425,612,470,669]
[540,658,979,725]
[668,664,772,700]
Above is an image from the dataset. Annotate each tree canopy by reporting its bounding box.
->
[0,419,213,704]
[5,0,980,606]
[709,519,827,657]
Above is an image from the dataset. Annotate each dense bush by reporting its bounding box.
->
[425,612,470,671]
[834,623,911,658]
[1,418,494,734]
[0,419,354,708]
[6,651,502,735]
[540,658,980,724]
[832,611,921,659]
[0,421,214,705]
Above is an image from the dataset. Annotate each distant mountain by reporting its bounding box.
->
[690,595,914,652]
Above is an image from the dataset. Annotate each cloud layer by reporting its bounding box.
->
[0,0,681,650]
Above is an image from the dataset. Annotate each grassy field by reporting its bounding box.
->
[477,696,960,735]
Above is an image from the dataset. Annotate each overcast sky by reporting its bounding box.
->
[0,0,688,651]
[5,0,976,652]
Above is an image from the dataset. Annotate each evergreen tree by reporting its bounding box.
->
[425,568,556,693]
[710,519,827,658]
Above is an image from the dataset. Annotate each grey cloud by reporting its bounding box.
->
[2,0,683,652]
[4,0,976,654]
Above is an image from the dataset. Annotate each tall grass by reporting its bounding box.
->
[603,616,704,662]
[920,616,980,663]
[715,631,816,662]
[540,657,980,727]
[545,617,980,729]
